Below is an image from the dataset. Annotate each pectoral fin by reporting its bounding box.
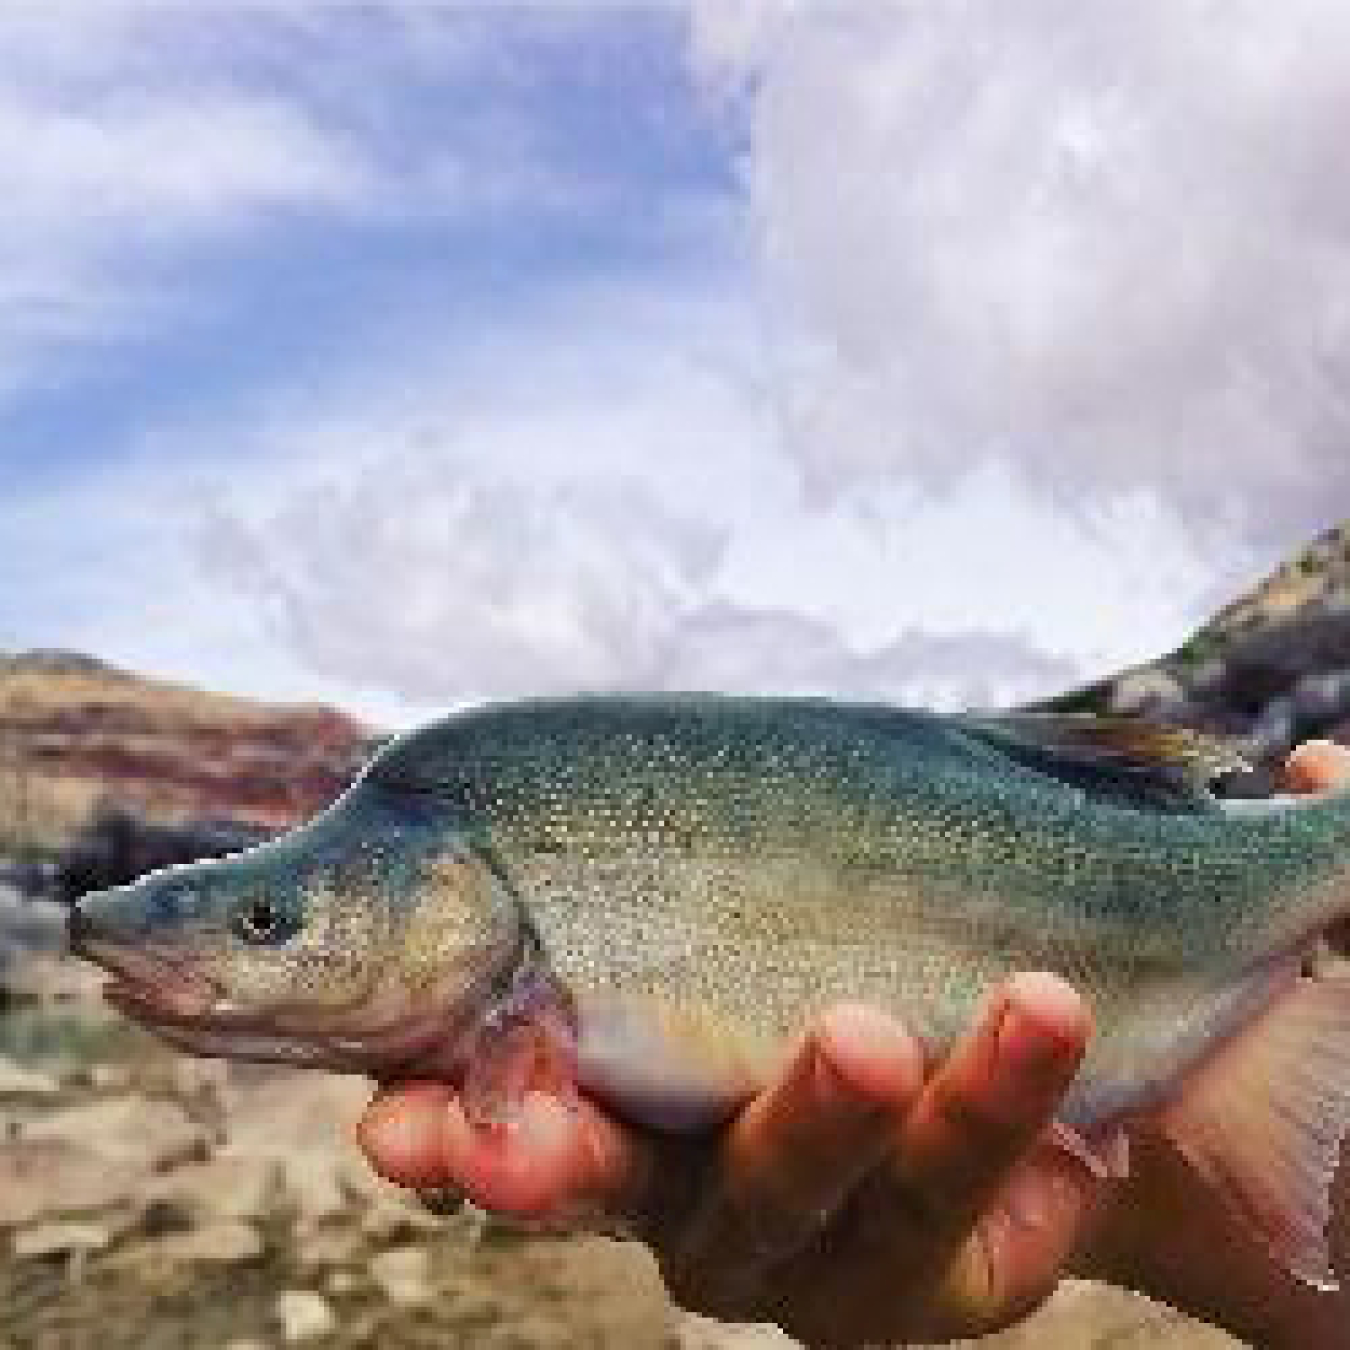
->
[1160,974,1350,1290]
[576,993,773,1133]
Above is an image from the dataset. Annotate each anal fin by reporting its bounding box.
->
[1160,973,1350,1290]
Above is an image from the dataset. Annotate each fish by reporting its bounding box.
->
[67,694,1350,1287]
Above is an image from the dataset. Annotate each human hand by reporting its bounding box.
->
[359,972,1104,1346]
[1074,738,1350,1350]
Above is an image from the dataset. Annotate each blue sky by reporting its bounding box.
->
[2,7,741,483]
[5,4,1348,726]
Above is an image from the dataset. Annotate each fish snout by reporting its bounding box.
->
[67,883,145,957]
[69,884,220,1020]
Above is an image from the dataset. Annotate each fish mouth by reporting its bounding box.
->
[73,934,221,1022]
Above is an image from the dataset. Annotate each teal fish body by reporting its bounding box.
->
[69,695,1350,1286]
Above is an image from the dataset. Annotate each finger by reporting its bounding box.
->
[676,1005,925,1268]
[357,1081,657,1224]
[972,1137,1115,1317]
[888,972,1091,1248]
[1282,740,1350,795]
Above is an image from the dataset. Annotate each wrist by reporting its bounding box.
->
[1069,1128,1349,1349]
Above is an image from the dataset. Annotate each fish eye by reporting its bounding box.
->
[231,896,292,945]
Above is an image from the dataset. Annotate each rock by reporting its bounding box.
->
[360,1195,445,1241]
[171,1056,231,1102]
[219,1072,373,1223]
[0,1056,60,1096]
[677,1315,795,1348]
[2,951,109,1004]
[89,1062,132,1091]
[1292,667,1350,727]
[25,1094,210,1170]
[275,1289,335,1343]
[142,1219,263,1264]
[0,1139,144,1224]
[144,1156,279,1223]
[1182,657,1229,700]
[13,1217,122,1257]
[950,1278,1240,1347]
[1248,694,1298,758]
[325,1269,356,1296]
[1106,667,1184,717]
[370,1243,432,1306]
[294,1222,362,1270]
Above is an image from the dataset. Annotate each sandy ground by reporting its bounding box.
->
[0,914,1246,1350]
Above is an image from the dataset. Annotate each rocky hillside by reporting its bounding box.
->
[1036,520,1350,766]
[0,651,374,856]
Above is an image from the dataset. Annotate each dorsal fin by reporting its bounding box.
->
[955,713,1252,810]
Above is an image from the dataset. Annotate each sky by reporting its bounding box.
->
[3,2,1349,728]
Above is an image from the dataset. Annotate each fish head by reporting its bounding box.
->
[68,793,517,1072]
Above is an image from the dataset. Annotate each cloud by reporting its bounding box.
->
[0,8,378,399]
[195,451,726,704]
[194,445,1079,713]
[0,4,727,411]
[691,1,1350,540]
[173,279,1171,721]
[15,5,1312,723]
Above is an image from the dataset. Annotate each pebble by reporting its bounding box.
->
[0,1057,60,1097]
[88,1062,131,1091]
[144,1156,279,1223]
[145,1219,263,1264]
[360,1196,444,1241]
[13,1218,120,1257]
[275,1290,335,1343]
[324,1269,356,1296]
[370,1243,433,1305]
[294,1223,361,1270]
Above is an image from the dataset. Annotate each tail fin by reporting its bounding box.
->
[1161,973,1350,1289]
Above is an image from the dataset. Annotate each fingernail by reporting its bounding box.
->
[358,1099,432,1179]
[811,1049,856,1116]
[517,1092,570,1155]
[816,1003,923,1104]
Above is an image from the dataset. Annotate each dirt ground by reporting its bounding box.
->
[0,945,1247,1350]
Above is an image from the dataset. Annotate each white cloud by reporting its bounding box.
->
[0,92,369,236]
[692,1,1350,540]
[0,6,381,398]
[192,443,1085,714]
[0,4,715,405]
[159,279,1210,719]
